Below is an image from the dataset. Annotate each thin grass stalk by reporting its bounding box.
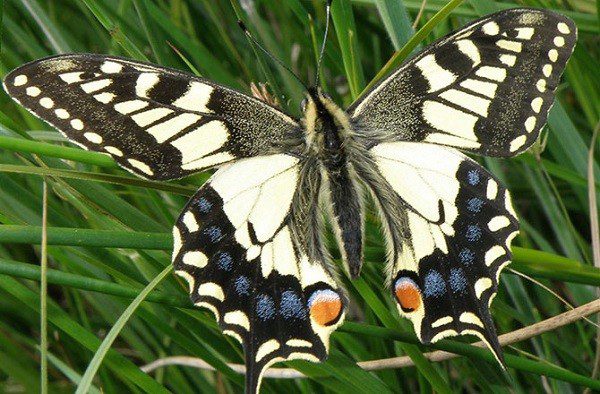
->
[0,164,196,195]
[40,180,48,394]
[412,0,428,29]
[588,122,600,388]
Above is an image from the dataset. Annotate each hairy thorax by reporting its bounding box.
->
[302,91,354,169]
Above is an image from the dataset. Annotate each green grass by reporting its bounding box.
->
[0,0,599,392]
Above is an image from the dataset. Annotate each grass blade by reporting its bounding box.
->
[373,0,414,50]
[75,264,172,394]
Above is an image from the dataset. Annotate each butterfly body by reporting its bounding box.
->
[3,7,577,393]
[303,89,366,278]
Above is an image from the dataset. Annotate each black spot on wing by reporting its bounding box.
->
[146,75,191,106]
[434,41,474,77]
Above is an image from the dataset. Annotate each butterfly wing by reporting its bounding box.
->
[349,8,576,157]
[356,142,518,363]
[3,54,301,180]
[172,154,345,393]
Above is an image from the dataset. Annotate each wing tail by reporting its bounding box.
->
[244,348,265,394]
[477,302,506,368]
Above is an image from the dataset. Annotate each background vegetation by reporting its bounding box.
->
[0,0,599,392]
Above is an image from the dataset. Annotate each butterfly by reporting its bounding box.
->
[3,6,576,393]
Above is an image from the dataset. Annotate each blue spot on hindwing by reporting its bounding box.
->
[467,197,484,213]
[466,224,482,242]
[217,252,232,271]
[256,294,276,320]
[197,197,212,213]
[467,169,480,185]
[449,268,467,294]
[459,248,475,265]
[280,291,307,319]
[234,276,250,296]
[423,270,446,298]
[204,226,223,243]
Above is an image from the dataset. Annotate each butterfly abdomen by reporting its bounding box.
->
[324,163,364,278]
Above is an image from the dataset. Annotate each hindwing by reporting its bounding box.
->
[172,154,345,393]
[3,54,301,180]
[349,8,576,157]
[356,142,518,363]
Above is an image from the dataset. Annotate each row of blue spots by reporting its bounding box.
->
[459,248,475,265]
[234,276,250,296]
[217,252,233,271]
[256,294,276,320]
[423,267,468,298]
[467,169,480,186]
[465,224,482,242]
[467,197,484,213]
[280,291,307,320]
[197,196,213,214]
[204,226,223,243]
[423,270,446,298]
[256,292,309,321]
[423,268,467,298]
[449,268,467,294]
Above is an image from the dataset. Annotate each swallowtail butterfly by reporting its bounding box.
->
[3,7,576,393]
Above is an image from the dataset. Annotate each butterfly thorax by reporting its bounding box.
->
[302,90,365,278]
[303,90,352,167]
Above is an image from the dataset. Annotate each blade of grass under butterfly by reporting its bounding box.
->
[0,164,196,195]
[0,136,117,168]
[0,275,169,392]
[0,258,189,308]
[4,226,599,285]
[0,226,172,249]
[75,264,172,394]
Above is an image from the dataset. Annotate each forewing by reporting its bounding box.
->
[349,8,576,157]
[3,54,301,180]
[358,142,518,364]
[172,154,345,393]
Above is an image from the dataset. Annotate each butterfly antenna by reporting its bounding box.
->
[315,0,332,88]
[237,20,309,92]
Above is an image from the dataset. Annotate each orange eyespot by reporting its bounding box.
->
[308,289,343,326]
[394,277,422,312]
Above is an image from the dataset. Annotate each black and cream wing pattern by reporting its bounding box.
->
[350,8,577,157]
[350,8,576,362]
[3,54,300,180]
